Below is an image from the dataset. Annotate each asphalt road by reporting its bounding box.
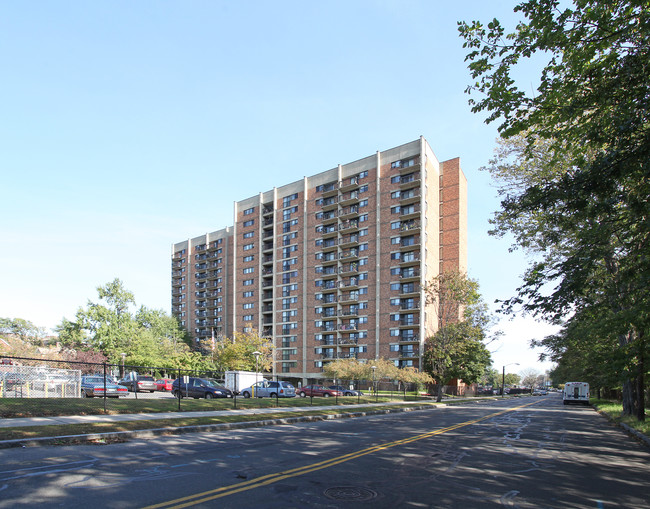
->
[1,394,648,508]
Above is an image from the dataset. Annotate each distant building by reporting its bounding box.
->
[172,137,467,383]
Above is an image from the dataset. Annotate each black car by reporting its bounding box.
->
[172,377,233,399]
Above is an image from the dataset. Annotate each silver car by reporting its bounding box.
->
[240,380,296,398]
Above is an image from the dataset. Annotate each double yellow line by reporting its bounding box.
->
[145,400,538,508]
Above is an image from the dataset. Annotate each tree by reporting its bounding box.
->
[0,317,46,344]
[214,327,273,372]
[58,279,193,369]
[520,368,540,388]
[459,0,650,419]
[422,271,494,401]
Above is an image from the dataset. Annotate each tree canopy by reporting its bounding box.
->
[460,0,649,419]
[422,271,494,401]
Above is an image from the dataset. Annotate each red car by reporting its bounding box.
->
[298,385,342,398]
[155,378,174,392]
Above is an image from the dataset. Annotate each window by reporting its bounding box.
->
[283,206,298,220]
[391,190,401,199]
[359,184,368,193]
[391,206,401,214]
[391,175,401,184]
[391,221,401,230]
[243,303,255,310]
[359,199,368,208]
[243,219,254,227]
[390,267,401,276]
[359,214,368,222]
[243,314,254,321]
[391,237,401,245]
[243,243,255,251]
[243,279,254,286]
[243,267,254,274]
[359,243,368,251]
[359,228,368,237]
[391,283,401,291]
[244,207,255,215]
[283,193,298,207]
[390,344,399,352]
[243,255,254,262]
[359,170,368,178]
[243,231,254,239]
[243,291,254,298]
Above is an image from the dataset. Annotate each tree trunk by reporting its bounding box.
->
[621,379,637,417]
[436,384,443,403]
[637,340,645,421]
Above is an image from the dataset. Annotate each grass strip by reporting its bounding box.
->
[591,399,650,437]
[0,404,438,442]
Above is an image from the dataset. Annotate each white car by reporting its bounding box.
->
[240,380,296,398]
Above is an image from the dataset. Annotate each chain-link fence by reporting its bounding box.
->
[1,355,461,417]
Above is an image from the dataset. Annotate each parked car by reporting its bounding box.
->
[240,380,296,398]
[328,385,364,396]
[80,376,128,398]
[171,377,233,399]
[155,378,174,392]
[0,372,24,388]
[119,375,157,393]
[298,385,342,398]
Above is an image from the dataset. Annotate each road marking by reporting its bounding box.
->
[144,400,539,509]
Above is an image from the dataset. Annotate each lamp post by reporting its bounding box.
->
[253,351,261,397]
[371,365,377,402]
[121,353,126,379]
[502,363,519,398]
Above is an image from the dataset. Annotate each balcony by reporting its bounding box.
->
[339,249,359,261]
[321,197,338,211]
[400,205,421,220]
[339,191,360,206]
[400,220,421,232]
[339,205,359,218]
[399,188,421,205]
[262,206,273,216]
[399,252,421,266]
[399,172,421,190]
[400,236,420,249]
[339,176,360,193]
[399,318,420,327]
[400,268,420,280]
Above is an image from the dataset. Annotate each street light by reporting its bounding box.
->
[253,351,262,397]
[502,363,520,398]
[371,365,377,402]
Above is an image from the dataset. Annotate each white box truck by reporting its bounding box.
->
[224,371,260,395]
[563,381,590,405]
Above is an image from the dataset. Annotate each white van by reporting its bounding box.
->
[563,382,590,405]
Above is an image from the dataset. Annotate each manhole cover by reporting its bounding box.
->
[323,486,377,501]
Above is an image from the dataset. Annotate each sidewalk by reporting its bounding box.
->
[0,400,449,448]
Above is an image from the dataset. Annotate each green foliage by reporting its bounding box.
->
[212,327,273,372]
[57,278,192,369]
[0,317,46,344]
[323,358,433,389]
[459,0,650,418]
[423,271,494,400]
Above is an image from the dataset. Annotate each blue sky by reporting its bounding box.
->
[0,1,555,376]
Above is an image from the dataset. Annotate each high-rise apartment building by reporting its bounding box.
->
[172,137,467,383]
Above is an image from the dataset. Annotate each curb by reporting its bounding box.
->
[594,407,650,449]
[0,404,437,449]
